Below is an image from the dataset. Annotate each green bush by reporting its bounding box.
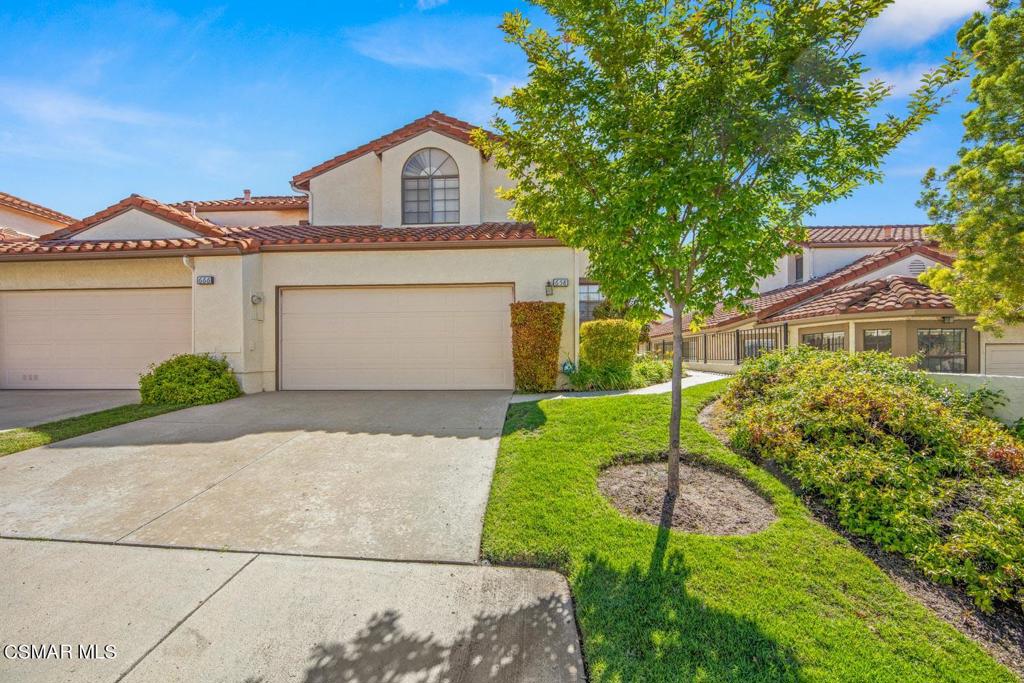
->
[567,357,673,391]
[510,301,565,392]
[723,347,1024,612]
[139,353,242,406]
[579,319,642,371]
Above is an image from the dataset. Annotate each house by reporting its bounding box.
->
[0,112,586,391]
[0,191,76,238]
[646,231,1024,377]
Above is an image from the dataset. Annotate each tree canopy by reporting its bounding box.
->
[920,0,1024,333]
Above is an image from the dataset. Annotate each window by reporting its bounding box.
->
[579,283,604,322]
[917,328,966,373]
[802,331,846,351]
[794,254,804,283]
[402,148,459,224]
[863,328,892,353]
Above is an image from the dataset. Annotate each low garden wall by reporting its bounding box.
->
[931,372,1024,424]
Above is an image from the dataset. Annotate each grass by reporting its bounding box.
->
[482,379,1013,682]
[0,403,184,457]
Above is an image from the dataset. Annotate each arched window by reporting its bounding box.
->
[402,148,459,224]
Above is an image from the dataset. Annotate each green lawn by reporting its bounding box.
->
[482,380,1012,682]
[0,403,183,457]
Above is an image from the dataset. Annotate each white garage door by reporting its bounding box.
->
[280,285,514,390]
[0,289,192,389]
[986,343,1024,376]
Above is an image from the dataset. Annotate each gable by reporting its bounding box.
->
[849,253,941,283]
[68,208,205,241]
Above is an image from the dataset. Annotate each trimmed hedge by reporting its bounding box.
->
[139,353,242,406]
[510,301,565,392]
[579,319,643,371]
[723,347,1024,612]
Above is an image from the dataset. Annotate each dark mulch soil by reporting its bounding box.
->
[597,461,776,535]
[699,399,1024,681]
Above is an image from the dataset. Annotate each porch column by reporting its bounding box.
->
[849,320,856,353]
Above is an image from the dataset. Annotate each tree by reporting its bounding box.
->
[919,0,1024,333]
[476,0,964,497]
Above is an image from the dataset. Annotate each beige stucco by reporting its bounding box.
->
[70,209,200,241]
[309,152,381,225]
[307,130,513,228]
[197,209,307,227]
[0,205,66,238]
[0,257,191,290]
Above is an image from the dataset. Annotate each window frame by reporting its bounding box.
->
[401,148,460,225]
[863,328,892,353]
[579,282,604,322]
[917,328,967,373]
[801,330,847,352]
[794,254,804,283]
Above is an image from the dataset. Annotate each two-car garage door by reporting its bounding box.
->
[0,289,192,389]
[280,285,514,390]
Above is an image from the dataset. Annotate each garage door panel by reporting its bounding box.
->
[0,289,191,389]
[987,344,1024,376]
[281,286,514,390]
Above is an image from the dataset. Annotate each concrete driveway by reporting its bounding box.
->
[0,389,139,430]
[0,539,582,683]
[0,391,509,562]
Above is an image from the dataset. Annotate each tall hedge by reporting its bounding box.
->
[579,319,642,371]
[510,301,565,392]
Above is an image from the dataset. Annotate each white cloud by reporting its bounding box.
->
[416,0,448,9]
[0,83,179,127]
[865,61,938,96]
[861,0,986,47]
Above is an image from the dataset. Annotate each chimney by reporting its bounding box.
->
[188,202,196,218]
[243,188,252,203]
[882,225,894,240]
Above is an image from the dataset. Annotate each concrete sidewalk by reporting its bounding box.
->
[0,539,582,683]
[510,369,726,403]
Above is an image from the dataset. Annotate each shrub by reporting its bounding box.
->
[139,353,242,406]
[633,356,672,384]
[567,357,673,391]
[510,301,565,392]
[723,348,1024,612]
[579,319,642,371]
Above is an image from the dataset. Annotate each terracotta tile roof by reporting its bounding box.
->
[0,220,553,259]
[804,225,929,245]
[170,195,308,212]
[0,227,33,242]
[291,111,497,190]
[648,317,674,338]
[651,242,952,336]
[37,194,226,241]
[764,276,953,322]
[0,191,75,225]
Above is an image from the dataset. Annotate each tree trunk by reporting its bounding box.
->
[667,300,683,497]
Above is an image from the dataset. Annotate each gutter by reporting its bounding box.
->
[0,246,244,262]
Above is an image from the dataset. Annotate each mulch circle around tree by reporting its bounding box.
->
[598,460,776,535]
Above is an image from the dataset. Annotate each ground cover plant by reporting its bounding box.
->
[139,353,242,406]
[723,348,1024,613]
[482,381,1012,681]
[568,319,673,390]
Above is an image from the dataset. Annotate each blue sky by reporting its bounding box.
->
[0,0,985,224]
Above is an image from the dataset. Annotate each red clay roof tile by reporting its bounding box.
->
[170,195,308,212]
[0,227,33,242]
[0,191,76,225]
[290,111,496,190]
[764,276,953,321]
[804,225,929,245]
[36,194,226,241]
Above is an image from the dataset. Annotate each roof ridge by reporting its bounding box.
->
[0,191,76,225]
[37,194,225,241]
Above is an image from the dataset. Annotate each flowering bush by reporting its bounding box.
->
[723,347,1024,612]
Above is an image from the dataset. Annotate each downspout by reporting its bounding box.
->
[182,256,196,353]
[290,180,313,224]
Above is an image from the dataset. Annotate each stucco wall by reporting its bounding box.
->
[309,152,381,226]
[258,246,579,390]
[0,257,190,290]
[197,209,307,227]
[932,373,1024,424]
[0,205,65,237]
[481,160,514,222]
[808,247,879,278]
[70,209,199,241]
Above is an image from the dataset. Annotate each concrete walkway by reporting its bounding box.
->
[0,390,139,430]
[510,369,726,403]
[0,391,509,563]
[0,539,582,683]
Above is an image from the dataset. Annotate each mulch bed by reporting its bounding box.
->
[597,461,776,535]
[699,399,1024,680]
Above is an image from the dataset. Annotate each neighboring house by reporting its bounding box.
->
[0,191,76,238]
[646,235,1024,377]
[170,191,308,227]
[0,112,586,392]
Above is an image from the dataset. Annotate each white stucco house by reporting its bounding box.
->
[0,112,587,392]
